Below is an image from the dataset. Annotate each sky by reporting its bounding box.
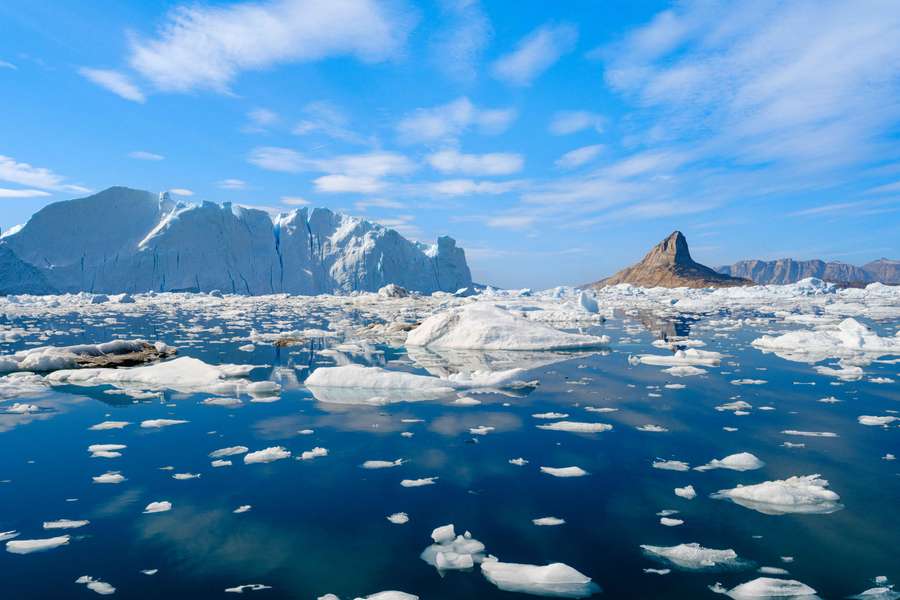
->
[1,0,899,289]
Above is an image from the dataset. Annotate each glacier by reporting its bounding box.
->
[0,186,472,295]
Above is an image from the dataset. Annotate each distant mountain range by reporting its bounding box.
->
[717,258,899,285]
[0,186,472,295]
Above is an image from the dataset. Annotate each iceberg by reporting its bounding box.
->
[481,558,600,598]
[714,577,819,599]
[641,543,747,571]
[1,186,471,295]
[711,474,842,515]
[695,452,765,472]
[405,303,609,350]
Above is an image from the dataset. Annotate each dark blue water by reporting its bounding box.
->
[0,309,897,598]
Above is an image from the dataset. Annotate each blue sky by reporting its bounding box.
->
[1,0,899,288]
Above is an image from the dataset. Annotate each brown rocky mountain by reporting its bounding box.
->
[591,231,751,289]
[718,257,899,285]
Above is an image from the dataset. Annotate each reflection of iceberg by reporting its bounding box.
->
[406,346,593,379]
[305,386,449,405]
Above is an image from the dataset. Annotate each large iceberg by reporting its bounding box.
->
[405,303,609,350]
[480,558,600,598]
[0,186,472,295]
[711,474,842,515]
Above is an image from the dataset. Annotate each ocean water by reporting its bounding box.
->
[0,303,898,599]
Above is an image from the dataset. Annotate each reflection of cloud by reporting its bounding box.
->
[90,488,144,518]
[0,389,91,433]
[429,412,522,437]
[252,415,315,440]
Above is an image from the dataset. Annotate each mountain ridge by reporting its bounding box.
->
[591,231,751,289]
[0,186,472,295]
[718,257,899,285]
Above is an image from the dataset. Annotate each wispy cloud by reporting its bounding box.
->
[548,111,604,135]
[0,155,88,193]
[292,101,369,145]
[427,149,523,176]
[126,0,417,93]
[128,150,164,161]
[429,0,491,83]
[491,23,577,86]
[78,68,145,102]
[555,145,603,169]
[218,178,247,190]
[0,188,51,198]
[396,97,516,144]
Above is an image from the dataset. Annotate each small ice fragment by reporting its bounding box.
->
[537,422,613,433]
[362,459,405,469]
[695,453,765,472]
[660,517,683,526]
[244,446,291,464]
[401,477,437,487]
[173,473,200,480]
[858,415,898,426]
[469,426,495,435]
[143,501,172,514]
[641,543,744,570]
[140,419,188,428]
[637,424,668,433]
[75,575,116,595]
[717,577,817,598]
[92,471,125,484]
[43,519,89,530]
[225,584,273,593]
[210,446,249,458]
[481,558,600,597]
[509,458,529,466]
[540,466,588,478]
[233,505,251,514]
[653,460,690,471]
[89,421,130,431]
[211,459,232,467]
[387,512,409,524]
[533,517,565,526]
[674,485,696,499]
[6,535,70,554]
[533,412,569,419]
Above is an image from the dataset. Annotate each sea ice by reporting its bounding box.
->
[536,421,613,433]
[143,501,172,514]
[540,466,588,478]
[6,535,70,554]
[244,447,291,464]
[481,558,600,598]
[711,474,842,515]
[641,543,746,570]
[695,453,765,472]
[75,576,116,595]
[713,577,818,599]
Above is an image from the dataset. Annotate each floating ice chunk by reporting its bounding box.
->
[0,339,172,374]
[540,466,588,478]
[48,356,262,394]
[401,477,437,487]
[89,421,130,431]
[88,444,126,458]
[141,570,157,575]
[481,558,600,598]
[637,424,668,432]
[93,471,125,484]
[695,453,765,472]
[43,519,89,529]
[453,396,481,406]
[644,568,670,575]
[665,383,687,389]
[225,584,273,593]
[6,402,40,413]
[663,366,707,377]
[354,592,418,600]
[714,577,818,599]
[781,430,837,438]
[533,517,565,526]
[711,474,842,515]
[0,531,18,542]
[406,303,609,350]
[674,485,696,499]
[362,459,405,469]
[660,517,683,526]
[212,460,232,467]
[537,421,613,433]
[203,397,242,407]
[584,406,618,413]
[869,377,895,384]
[209,446,249,458]
[637,349,723,367]
[509,458,529,466]
[752,318,900,363]
[815,364,863,381]
[234,505,252,514]
[305,365,455,401]
[75,576,116,595]
[421,524,486,571]
[140,419,188,428]
[6,535,70,554]
[469,426,495,435]
[858,415,898,426]
[299,447,328,460]
[758,567,790,575]
[387,512,409,524]
[717,401,752,413]
[143,501,172,514]
[244,446,291,464]
[238,344,255,352]
[641,543,746,571]
[653,460,690,471]
[173,473,200,480]
[731,379,767,385]
[533,412,570,419]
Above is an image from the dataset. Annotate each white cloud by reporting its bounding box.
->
[548,111,604,135]
[486,215,535,229]
[243,108,279,132]
[314,174,382,193]
[429,0,492,83]
[354,198,405,211]
[78,68,146,102]
[218,178,247,189]
[168,188,194,196]
[0,188,51,198]
[555,145,603,169]
[0,60,17,70]
[0,155,87,193]
[491,23,578,86]
[292,101,367,144]
[427,179,521,196]
[248,147,307,173]
[128,151,164,161]
[127,0,416,93]
[281,196,310,206]
[396,97,516,143]
[427,149,523,176]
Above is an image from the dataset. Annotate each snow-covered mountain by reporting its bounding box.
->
[0,187,472,295]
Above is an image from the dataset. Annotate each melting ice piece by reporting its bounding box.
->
[43,519,89,530]
[405,303,609,350]
[7,535,70,554]
[711,475,842,515]
[652,460,690,471]
[481,558,600,598]
[695,453,765,472]
[401,477,437,487]
[420,524,486,571]
[89,421,131,431]
[641,543,747,571]
[858,415,899,426]
[713,576,818,599]
[540,466,588,478]
[143,501,172,514]
[362,459,405,469]
[225,583,273,593]
[92,471,125,484]
[75,575,116,595]
[298,447,328,461]
[387,513,409,524]
[674,485,696,499]
[509,458,529,466]
[533,517,565,526]
[209,446,249,458]
[636,349,723,367]
[140,419,188,429]
[244,446,291,464]
[536,422,613,433]
[88,444,126,458]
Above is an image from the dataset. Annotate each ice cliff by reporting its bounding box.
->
[0,187,472,295]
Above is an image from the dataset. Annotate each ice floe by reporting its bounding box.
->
[641,543,747,571]
[711,474,842,515]
[420,524,486,571]
[481,558,600,598]
[712,577,819,599]
[244,446,291,464]
[143,501,172,514]
[6,535,70,554]
[695,452,765,472]
[540,466,588,478]
[75,575,116,595]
